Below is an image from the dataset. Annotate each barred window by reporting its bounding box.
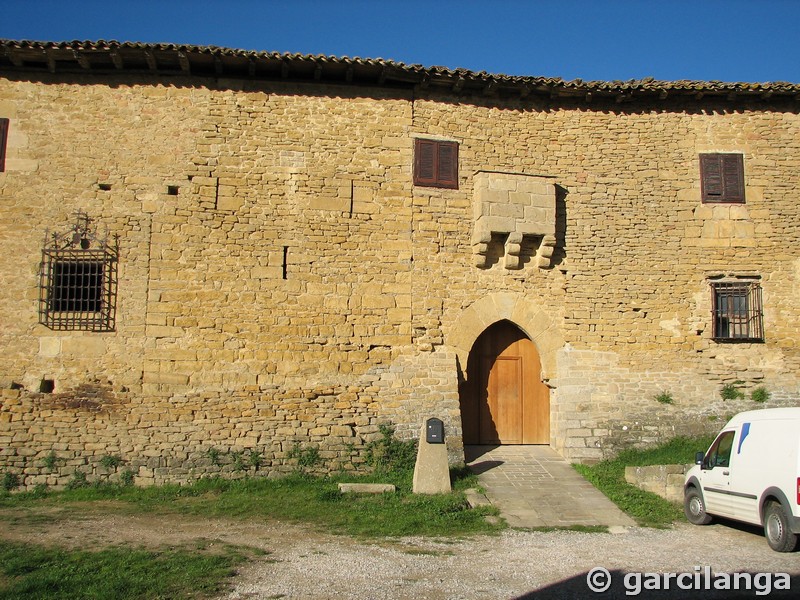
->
[39,212,118,331]
[711,280,763,342]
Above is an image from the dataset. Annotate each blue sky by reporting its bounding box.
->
[2,0,800,84]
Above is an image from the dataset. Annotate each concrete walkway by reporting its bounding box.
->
[465,445,636,529]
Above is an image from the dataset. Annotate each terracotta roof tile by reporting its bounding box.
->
[2,39,798,102]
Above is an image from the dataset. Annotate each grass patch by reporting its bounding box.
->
[0,467,501,538]
[573,435,716,528]
[0,540,248,600]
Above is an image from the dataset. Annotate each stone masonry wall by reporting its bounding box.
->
[1,71,800,487]
[409,93,800,461]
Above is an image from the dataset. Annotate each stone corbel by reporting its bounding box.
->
[472,230,492,268]
[472,171,558,270]
[504,232,523,270]
[535,234,557,269]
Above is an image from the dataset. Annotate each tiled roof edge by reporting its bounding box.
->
[2,39,799,99]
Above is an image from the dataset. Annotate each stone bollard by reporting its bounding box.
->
[412,418,451,494]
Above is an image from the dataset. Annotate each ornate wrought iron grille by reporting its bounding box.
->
[39,211,118,331]
[711,281,763,342]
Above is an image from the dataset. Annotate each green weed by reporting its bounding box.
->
[65,470,89,490]
[206,447,222,467]
[2,472,20,492]
[573,434,716,528]
[364,424,417,474]
[99,455,123,470]
[653,391,674,405]
[248,450,262,470]
[287,443,321,471]
[119,470,135,487]
[230,451,246,472]
[750,386,770,403]
[41,451,59,472]
[720,381,745,401]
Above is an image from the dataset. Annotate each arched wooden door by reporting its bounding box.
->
[460,321,550,444]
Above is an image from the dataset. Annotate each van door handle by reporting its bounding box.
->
[723,470,730,476]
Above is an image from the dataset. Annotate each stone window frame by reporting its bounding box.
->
[710,278,763,342]
[413,137,459,189]
[700,153,745,204]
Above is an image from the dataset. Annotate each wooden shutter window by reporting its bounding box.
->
[436,142,458,188]
[0,118,9,173]
[700,153,745,203]
[414,139,437,186]
[414,138,458,189]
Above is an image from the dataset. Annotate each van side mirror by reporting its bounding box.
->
[695,451,705,466]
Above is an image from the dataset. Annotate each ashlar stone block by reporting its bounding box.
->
[473,171,557,270]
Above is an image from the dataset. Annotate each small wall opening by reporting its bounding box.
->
[167,185,179,196]
[39,379,55,393]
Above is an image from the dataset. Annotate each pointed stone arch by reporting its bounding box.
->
[446,292,563,382]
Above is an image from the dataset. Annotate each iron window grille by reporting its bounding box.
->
[39,211,118,331]
[710,280,763,342]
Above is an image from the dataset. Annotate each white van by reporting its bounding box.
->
[684,407,800,552]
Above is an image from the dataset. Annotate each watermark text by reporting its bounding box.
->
[586,566,791,596]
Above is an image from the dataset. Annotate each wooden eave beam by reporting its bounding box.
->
[452,77,465,94]
[281,60,290,78]
[248,58,256,77]
[4,48,23,67]
[482,80,497,96]
[314,62,323,80]
[377,66,388,85]
[178,51,190,74]
[144,50,157,71]
[345,64,354,82]
[73,50,91,70]
[110,50,124,70]
[45,50,56,73]
[214,55,224,76]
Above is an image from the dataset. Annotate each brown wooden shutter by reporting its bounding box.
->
[414,138,459,189]
[700,154,723,200]
[700,153,744,203]
[721,153,745,203]
[436,141,458,189]
[414,139,437,186]
[0,118,9,173]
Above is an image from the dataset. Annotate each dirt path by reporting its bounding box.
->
[2,508,799,599]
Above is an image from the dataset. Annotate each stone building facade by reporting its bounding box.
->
[1,40,799,488]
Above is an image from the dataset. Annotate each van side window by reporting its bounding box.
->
[705,430,735,469]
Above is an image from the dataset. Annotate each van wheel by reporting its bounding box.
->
[764,502,799,552]
[684,487,712,525]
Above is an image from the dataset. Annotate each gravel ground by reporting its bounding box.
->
[223,522,800,599]
[2,507,797,599]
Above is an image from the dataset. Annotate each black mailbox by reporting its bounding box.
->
[426,418,445,444]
